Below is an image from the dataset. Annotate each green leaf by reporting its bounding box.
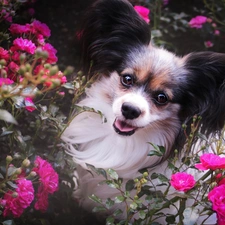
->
[106,216,115,225]
[89,194,102,204]
[139,210,146,219]
[107,169,119,180]
[158,174,169,182]
[105,180,119,189]
[0,110,18,125]
[151,172,158,179]
[114,196,125,203]
[92,206,106,213]
[7,181,18,189]
[130,202,138,210]
[105,198,115,209]
[113,209,123,217]
[125,179,135,191]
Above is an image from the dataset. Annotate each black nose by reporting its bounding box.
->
[121,102,141,120]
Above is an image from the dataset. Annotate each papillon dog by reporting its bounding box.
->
[61,0,225,224]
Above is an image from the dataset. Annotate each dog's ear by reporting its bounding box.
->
[180,52,225,135]
[78,0,151,74]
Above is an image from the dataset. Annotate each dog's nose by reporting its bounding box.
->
[121,102,141,120]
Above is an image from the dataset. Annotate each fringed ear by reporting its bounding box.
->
[181,52,225,135]
[78,0,151,74]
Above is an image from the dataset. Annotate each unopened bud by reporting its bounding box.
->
[15,168,22,175]
[19,53,26,63]
[0,59,6,66]
[12,192,18,198]
[6,155,13,163]
[49,65,59,76]
[22,158,30,167]
[64,66,74,76]
[143,172,148,177]
[29,171,37,177]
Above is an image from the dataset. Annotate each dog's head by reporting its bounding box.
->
[79,0,225,138]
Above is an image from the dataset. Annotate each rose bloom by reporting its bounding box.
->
[33,156,58,212]
[3,178,34,217]
[10,37,37,54]
[208,184,225,225]
[170,172,196,192]
[134,6,150,23]
[31,20,51,38]
[195,153,225,170]
[42,43,58,63]
[204,41,214,48]
[9,23,30,35]
[0,78,14,86]
[24,97,36,112]
[0,47,9,61]
[189,15,207,28]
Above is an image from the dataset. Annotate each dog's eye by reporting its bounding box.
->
[121,74,134,87]
[153,93,168,105]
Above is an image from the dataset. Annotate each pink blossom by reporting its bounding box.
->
[9,24,30,35]
[214,30,220,35]
[0,9,12,22]
[204,41,214,48]
[34,188,49,212]
[3,178,34,217]
[24,97,36,112]
[31,20,51,38]
[208,184,225,225]
[134,6,150,24]
[163,0,169,5]
[170,172,196,192]
[0,47,9,61]
[33,156,58,212]
[189,15,208,29]
[7,61,19,81]
[11,37,36,54]
[60,76,67,84]
[195,153,225,170]
[42,43,58,63]
[0,78,14,86]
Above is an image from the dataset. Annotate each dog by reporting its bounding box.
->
[61,0,225,224]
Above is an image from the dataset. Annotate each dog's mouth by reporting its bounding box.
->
[113,118,137,136]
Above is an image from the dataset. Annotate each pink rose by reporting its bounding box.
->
[189,15,207,28]
[42,43,58,63]
[170,172,196,192]
[204,41,214,48]
[195,153,225,171]
[208,184,225,225]
[3,178,34,217]
[33,156,59,212]
[0,78,14,87]
[134,6,150,24]
[0,47,9,61]
[10,37,37,54]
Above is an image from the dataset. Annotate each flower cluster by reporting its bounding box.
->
[33,156,59,212]
[194,153,225,225]
[0,156,59,217]
[0,19,67,113]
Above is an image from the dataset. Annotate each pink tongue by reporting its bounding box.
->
[114,119,136,132]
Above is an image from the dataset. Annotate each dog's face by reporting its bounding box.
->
[80,0,225,138]
[108,46,184,136]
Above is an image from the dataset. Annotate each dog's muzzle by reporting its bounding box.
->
[113,102,141,136]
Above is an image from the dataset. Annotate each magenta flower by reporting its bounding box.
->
[0,47,9,61]
[3,179,34,217]
[134,6,150,24]
[0,78,14,87]
[189,15,207,29]
[33,156,59,212]
[0,9,12,22]
[195,153,225,171]
[208,184,225,225]
[170,172,196,192]
[42,43,58,63]
[9,24,30,35]
[31,20,51,38]
[11,37,36,54]
[24,97,36,112]
[204,41,214,48]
